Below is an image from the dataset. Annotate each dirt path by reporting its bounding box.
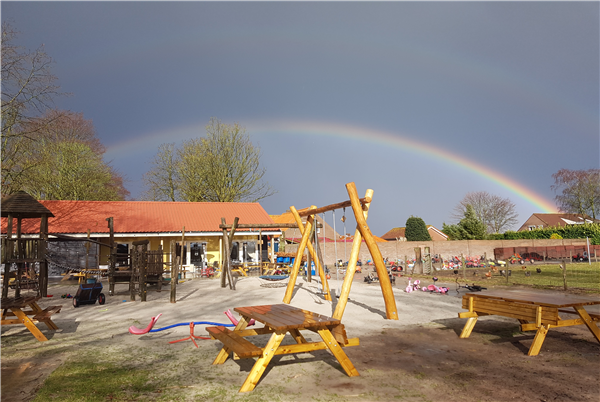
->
[2,275,599,401]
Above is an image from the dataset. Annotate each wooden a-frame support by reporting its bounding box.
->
[283,182,398,320]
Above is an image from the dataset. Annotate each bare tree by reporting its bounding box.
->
[451,191,518,233]
[141,143,179,201]
[143,118,276,203]
[552,168,600,219]
[1,23,65,195]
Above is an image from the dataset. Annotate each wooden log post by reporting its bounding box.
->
[157,245,163,292]
[106,217,116,296]
[414,247,422,275]
[334,189,373,320]
[221,219,229,289]
[283,207,316,304]
[289,207,331,301]
[39,214,49,297]
[170,256,180,303]
[2,215,14,298]
[423,246,429,274]
[221,218,238,290]
[130,247,137,301]
[139,242,148,302]
[15,217,23,298]
[346,182,398,320]
[229,218,239,289]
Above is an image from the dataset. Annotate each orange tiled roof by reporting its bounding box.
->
[380,227,406,240]
[1,200,275,234]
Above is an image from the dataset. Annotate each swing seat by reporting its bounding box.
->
[259,275,289,281]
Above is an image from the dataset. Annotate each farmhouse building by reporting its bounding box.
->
[518,213,600,232]
[1,200,280,274]
[380,226,448,241]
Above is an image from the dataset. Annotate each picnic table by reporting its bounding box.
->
[1,296,61,341]
[206,304,359,392]
[458,289,600,356]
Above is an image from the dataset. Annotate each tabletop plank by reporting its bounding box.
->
[235,304,340,331]
[235,306,292,330]
[1,296,41,309]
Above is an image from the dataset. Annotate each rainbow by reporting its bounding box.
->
[245,120,557,213]
[105,119,557,213]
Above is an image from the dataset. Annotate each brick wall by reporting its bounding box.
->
[286,238,598,266]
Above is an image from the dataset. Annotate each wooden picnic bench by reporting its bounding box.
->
[206,304,359,393]
[458,289,600,356]
[1,296,61,341]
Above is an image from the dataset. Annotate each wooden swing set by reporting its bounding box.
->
[206,182,398,392]
[283,182,398,320]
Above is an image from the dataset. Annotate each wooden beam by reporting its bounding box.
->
[346,182,398,320]
[47,233,107,246]
[218,223,321,229]
[227,218,239,290]
[334,188,373,320]
[289,207,331,301]
[296,197,371,217]
[283,206,316,304]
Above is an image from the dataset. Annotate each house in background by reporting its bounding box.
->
[270,209,341,245]
[1,200,280,274]
[518,213,600,231]
[380,225,448,241]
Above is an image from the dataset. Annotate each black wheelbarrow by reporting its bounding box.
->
[73,278,106,307]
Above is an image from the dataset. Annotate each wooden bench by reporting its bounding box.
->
[1,296,60,341]
[206,326,263,358]
[558,308,600,321]
[33,306,62,321]
[459,290,600,356]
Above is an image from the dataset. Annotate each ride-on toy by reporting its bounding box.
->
[73,278,106,307]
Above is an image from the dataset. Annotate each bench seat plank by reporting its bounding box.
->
[33,306,62,321]
[206,326,263,358]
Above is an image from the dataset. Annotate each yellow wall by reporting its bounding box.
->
[97,234,269,266]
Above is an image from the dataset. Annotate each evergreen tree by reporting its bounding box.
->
[405,216,432,241]
[443,205,487,240]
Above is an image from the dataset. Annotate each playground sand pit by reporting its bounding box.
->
[2,274,599,401]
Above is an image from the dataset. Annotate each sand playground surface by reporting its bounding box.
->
[2,272,599,402]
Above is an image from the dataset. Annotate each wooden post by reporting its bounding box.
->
[39,214,49,297]
[221,220,228,289]
[15,217,23,298]
[288,207,331,301]
[334,189,373,320]
[561,259,568,291]
[170,256,180,303]
[221,218,238,290]
[130,247,137,301]
[414,247,422,274]
[140,242,148,302]
[346,182,398,320]
[106,217,116,296]
[179,227,185,284]
[2,215,13,298]
[424,246,432,274]
[259,229,262,269]
[283,207,316,304]
[228,218,238,290]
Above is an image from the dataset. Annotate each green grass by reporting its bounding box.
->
[437,262,599,292]
[485,262,599,291]
[32,359,161,402]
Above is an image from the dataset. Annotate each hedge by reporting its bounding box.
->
[488,223,600,245]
